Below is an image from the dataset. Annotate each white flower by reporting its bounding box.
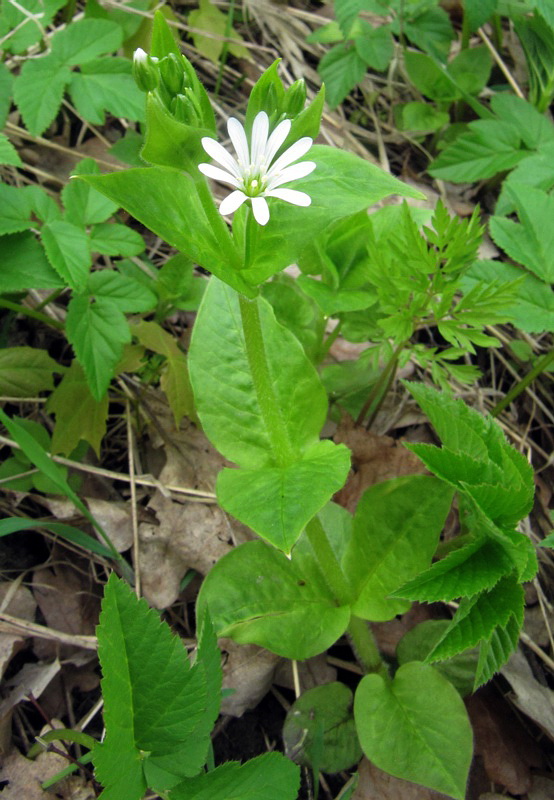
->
[198,111,316,226]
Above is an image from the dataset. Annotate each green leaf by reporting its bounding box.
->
[77,168,250,296]
[89,223,145,257]
[41,220,91,292]
[393,538,517,603]
[474,614,520,688]
[241,145,423,287]
[354,22,393,71]
[50,19,122,65]
[463,0,498,33]
[0,0,65,54]
[13,55,70,135]
[489,184,554,282]
[402,7,455,61]
[216,440,351,553]
[62,159,119,226]
[0,62,13,128]
[66,295,130,400]
[405,51,457,101]
[461,259,554,334]
[0,183,33,235]
[0,517,113,560]
[430,120,528,182]
[196,539,351,660]
[354,662,472,799]
[0,347,60,397]
[89,271,155,312]
[396,620,478,697]
[428,575,524,662]
[395,101,449,133]
[344,475,454,621]
[188,0,251,63]
[131,320,194,426]
[0,133,21,166]
[169,753,300,800]
[0,232,64,291]
[283,683,362,773]
[94,575,218,798]
[68,58,146,125]
[491,92,554,149]
[47,361,109,457]
[189,278,328,468]
[317,43,367,109]
[496,140,554,214]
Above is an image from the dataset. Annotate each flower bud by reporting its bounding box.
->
[171,94,200,126]
[133,48,159,92]
[159,53,185,96]
[285,80,307,117]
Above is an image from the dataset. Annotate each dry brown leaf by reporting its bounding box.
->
[334,418,426,512]
[32,563,99,660]
[352,757,453,799]
[528,775,554,799]
[467,687,543,794]
[501,649,554,741]
[0,659,61,719]
[84,498,133,553]
[524,604,552,649]
[138,491,235,608]
[219,639,282,718]
[1,746,92,799]
[0,582,37,678]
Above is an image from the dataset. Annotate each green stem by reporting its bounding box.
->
[355,341,405,427]
[238,293,295,466]
[318,320,342,361]
[491,348,554,417]
[0,299,64,331]
[461,8,471,50]
[193,174,242,272]
[305,517,388,678]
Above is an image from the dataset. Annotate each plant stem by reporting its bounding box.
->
[491,348,554,417]
[0,299,64,331]
[305,516,389,678]
[355,341,404,427]
[238,293,295,466]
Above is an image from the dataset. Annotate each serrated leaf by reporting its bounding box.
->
[89,223,145,257]
[41,220,91,292]
[474,614,520,688]
[68,58,146,125]
[216,440,351,553]
[94,575,216,798]
[463,0,498,33]
[354,23,393,71]
[428,575,524,663]
[196,539,351,660]
[188,0,251,64]
[0,183,32,235]
[62,158,119,225]
[344,475,454,621]
[50,18,122,65]
[0,133,21,166]
[189,278,328,469]
[13,55,70,135]
[0,232,64,291]
[0,347,60,397]
[283,683,361,773]
[47,361,108,457]
[89,271,155,312]
[354,663,472,799]
[131,320,194,426]
[491,93,554,150]
[318,43,366,109]
[66,295,130,400]
[170,753,300,800]
[395,101,449,133]
[0,62,13,128]
[0,0,65,54]
[393,538,516,603]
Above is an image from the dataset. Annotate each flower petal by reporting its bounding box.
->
[198,163,241,188]
[264,118,291,164]
[265,188,312,207]
[266,161,316,189]
[228,117,250,168]
[251,111,269,166]
[219,190,248,216]
[270,137,313,173]
[201,137,242,180]
[251,196,270,225]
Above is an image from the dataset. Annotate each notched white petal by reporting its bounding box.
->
[264,118,292,164]
[271,137,313,173]
[201,137,242,179]
[198,163,241,188]
[251,111,269,165]
[267,161,316,189]
[251,196,270,226]
[227,117,249,167]
[266,188,312,207]
[219,190,248,216]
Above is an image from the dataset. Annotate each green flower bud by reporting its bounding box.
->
[133,48,159,92]
[285,80,307,117]
[159,53,185,96]
[171,94,200,126]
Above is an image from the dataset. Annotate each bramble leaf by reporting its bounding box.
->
[41,220,91,292]
[0,347,61,397]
